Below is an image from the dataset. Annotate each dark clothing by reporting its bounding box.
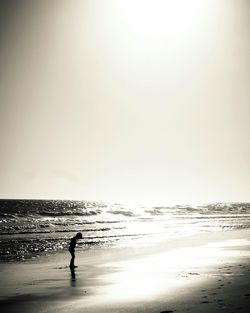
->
[69,236,77,267]
[69,236,77,252]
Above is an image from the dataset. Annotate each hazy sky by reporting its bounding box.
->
[0,0,249,204]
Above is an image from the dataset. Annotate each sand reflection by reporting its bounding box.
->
[97,239,250,303]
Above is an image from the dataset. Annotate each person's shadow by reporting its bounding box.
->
[70,267,76,287]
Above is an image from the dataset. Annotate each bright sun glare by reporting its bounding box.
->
[106,0,217,46]
[1,0,249,204]
[96,239,250,303]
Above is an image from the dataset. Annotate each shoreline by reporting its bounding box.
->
[0,229,250,312]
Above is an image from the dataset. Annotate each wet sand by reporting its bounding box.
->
[0,229,250,313]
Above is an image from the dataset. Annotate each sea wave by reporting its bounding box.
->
[1,200,250,262]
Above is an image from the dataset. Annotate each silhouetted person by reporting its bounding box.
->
[69,232,82,268]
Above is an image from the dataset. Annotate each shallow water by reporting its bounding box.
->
[0,200,250,262]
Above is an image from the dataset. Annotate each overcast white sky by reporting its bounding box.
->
[0,0,249,204]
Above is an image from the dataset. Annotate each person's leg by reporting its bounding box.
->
[69,250,75,267]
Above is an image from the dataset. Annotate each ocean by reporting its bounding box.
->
[0,200,250,262]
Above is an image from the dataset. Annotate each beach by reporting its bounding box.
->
[1,1,250,312]
[1,229,250,313]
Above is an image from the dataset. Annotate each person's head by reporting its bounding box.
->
[76,232,82,239]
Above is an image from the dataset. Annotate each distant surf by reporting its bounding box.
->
[0,200,250,262]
